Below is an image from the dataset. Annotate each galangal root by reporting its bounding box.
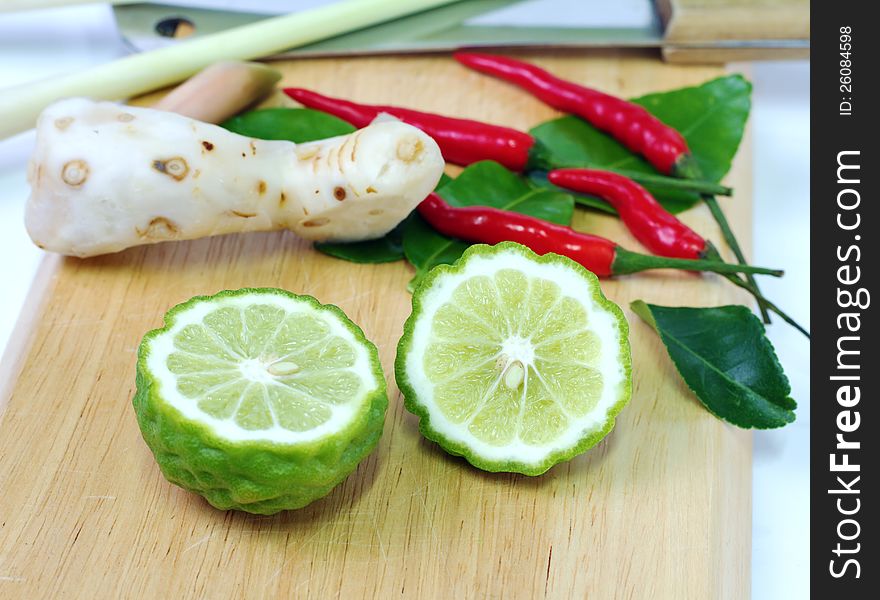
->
[26,98,444,257]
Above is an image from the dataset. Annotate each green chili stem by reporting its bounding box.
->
[616,170,732,196]
[527,143,732,197]
[700,207,772,323]
[675,156,772,323]
[612,247,783,277]
[719,271,810,338]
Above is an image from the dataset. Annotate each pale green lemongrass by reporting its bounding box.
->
[0,1,136,11]
[0,0,459,139]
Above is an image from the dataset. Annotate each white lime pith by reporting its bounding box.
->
[396,243,632,476]
[133,288,387,514]
[146,292,374,443]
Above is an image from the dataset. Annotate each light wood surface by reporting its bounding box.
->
[0,52,752,599]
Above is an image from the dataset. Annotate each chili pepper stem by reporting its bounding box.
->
[718,271,810,338]
[611,246,783,277]
[675,157,772,323]
[528,144,732,197]
[617,170,732,197]
[701,198,772,323]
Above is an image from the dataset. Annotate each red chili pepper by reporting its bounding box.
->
[284,87,731,197]
[284,88,534,171]
[548,169,706,259]
[417,194,780,279]
[454,52,691,175]
[453,52,781,325]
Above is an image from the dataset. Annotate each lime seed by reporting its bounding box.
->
[268,361,300,376]
[503,360,525,390]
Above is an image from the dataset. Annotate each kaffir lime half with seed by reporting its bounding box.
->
[395,242,632,476]
[133,288,387,514]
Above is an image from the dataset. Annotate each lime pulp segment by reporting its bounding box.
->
[145,291,378,444]
[134,288,388,514]
[397,243,631,475]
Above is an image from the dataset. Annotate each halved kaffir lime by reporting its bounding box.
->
[133,288,387,514]
[395,242,632,475]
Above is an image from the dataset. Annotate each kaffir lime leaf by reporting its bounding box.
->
[133,288,387,514]
[395,242,632,475]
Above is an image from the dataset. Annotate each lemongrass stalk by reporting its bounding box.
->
[0,0,458,139]
[0,0,136,11]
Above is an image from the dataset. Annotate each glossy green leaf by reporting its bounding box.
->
[404,215,470,290]
[315,220,406,264]
[403,161,575,278]
[222,108,355,142]
[636,75,752,182]
[631,301,795,429]
[529,75,752,213]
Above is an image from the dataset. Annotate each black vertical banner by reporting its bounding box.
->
[811,2,877,596]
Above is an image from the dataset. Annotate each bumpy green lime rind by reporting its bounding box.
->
[395,242,632,476]
[133,288,388,515]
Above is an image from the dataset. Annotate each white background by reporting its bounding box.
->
[0,2,809,597]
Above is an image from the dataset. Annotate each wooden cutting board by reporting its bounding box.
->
[0,52,752,599]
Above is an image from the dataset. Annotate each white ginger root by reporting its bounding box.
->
[26,98,444,257]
